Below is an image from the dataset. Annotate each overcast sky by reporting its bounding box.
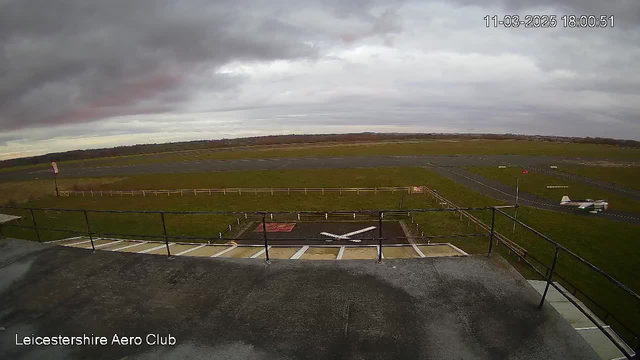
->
[1,0,639,160]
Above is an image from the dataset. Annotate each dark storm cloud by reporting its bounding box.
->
[0,0,405,133]
[0,0,316,131]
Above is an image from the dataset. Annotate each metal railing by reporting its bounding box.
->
[0,202,637,358]
[492,207,639,359]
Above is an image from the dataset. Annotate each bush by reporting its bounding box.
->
[5,198,18,207]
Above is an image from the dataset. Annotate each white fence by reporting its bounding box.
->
[61,186,424,197]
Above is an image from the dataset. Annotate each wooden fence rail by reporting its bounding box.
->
[60,186,423,197]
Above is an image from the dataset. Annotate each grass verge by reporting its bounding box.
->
[561,165,640,191]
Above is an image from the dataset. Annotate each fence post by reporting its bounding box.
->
[262,216,270,261]
[83,210,95,251]
[488,208,496,255]
[29,208,41,243]
[160,212,171,257]
[0,222,4,238]
[538,247,561,309]
[378,211,383,262]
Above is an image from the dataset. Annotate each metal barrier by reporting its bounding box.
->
[493,208,639,359]
[0,203,637,358]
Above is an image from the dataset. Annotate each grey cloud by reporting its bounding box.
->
[0,0,321,131]
[0,0,407,133]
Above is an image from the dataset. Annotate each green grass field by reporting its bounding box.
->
[1,166,639,342]
[561,165,640,190]
[3,139,640,173]
[467,166,640,213]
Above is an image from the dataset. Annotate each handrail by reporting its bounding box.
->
[494,207,640,303]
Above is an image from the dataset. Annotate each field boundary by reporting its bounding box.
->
[60,186,420,197]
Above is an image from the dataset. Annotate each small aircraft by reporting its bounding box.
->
[560,196,609,214]
[320,226,377,243]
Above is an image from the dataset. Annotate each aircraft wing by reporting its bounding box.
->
[578,202,594,210]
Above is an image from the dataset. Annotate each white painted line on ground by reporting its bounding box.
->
[337,246,345,260]
[45,236,85,244]
[111,241,147,251]
[95,240,122,249]
[447,243,469,256]
[412,244,426,258]
[66,240,91,247]
[138,244,171,254]
[210,245,237,258]
[250,246,271,259]
[291,246,309,259]
[175,244,206,256]
[575,325,611,331]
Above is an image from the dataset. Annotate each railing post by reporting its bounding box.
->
[262,216,270,261]
[488,207,496,255]
[29,208,41,243]
[378,211,383,262]
[160,212,171,257]
[538,247,561,309]
[83,210,95,251]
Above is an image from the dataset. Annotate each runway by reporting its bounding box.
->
[0,154,597,181]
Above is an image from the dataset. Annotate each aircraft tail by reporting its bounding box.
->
[561,195,571,203]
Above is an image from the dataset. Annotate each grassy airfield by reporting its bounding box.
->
[468,166,640,213]
[2,139,640,174]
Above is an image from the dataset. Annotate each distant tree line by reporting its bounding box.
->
[2,133,639,168]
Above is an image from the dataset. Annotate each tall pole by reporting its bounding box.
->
[488,208,495,255]
[51,162,59,197]
[54,174,59,197]
[161,212,171,257]
[513,178,519,234]
[378,211,383,262]
[83,210,95,251]
[262,216,270,261]
[539,247,560,309]
[30,208,41,243]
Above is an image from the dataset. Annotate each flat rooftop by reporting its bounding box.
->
[0,238,598,360]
